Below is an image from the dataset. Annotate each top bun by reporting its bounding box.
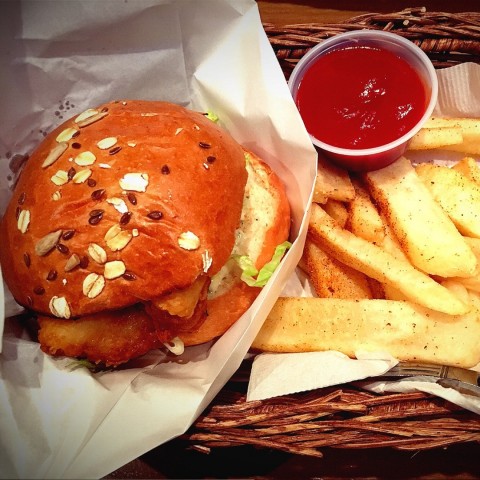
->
[0,100,248,319]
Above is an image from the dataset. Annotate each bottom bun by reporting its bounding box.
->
[37,150,290,365]
[181,280,260,346]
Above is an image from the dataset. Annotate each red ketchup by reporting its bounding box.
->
[295,45,428,153]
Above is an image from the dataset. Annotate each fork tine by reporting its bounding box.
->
[388,362,445,377]
[374,362,480,397]
[386,362,478,385]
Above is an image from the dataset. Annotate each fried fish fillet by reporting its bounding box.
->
[37,307,164,367]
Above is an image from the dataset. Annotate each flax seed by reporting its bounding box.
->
[91,189,106,201]
[147,211,162,220]
[122,271,137,281]
[56,243,69,255]
[47,269,58,281]
[62,229,76,241]
[127,193,137,205]
[120,212,132,225]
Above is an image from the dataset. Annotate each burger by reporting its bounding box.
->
[0,100,291,366]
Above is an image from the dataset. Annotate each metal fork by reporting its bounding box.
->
[379,362,480,398]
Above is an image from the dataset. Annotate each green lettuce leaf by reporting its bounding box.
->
[66,358,97,371]
[205,110,219,123]
[233,240,292,287]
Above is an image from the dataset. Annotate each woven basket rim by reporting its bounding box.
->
[264,6,480,76]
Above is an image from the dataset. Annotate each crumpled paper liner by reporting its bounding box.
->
[247,62,480,414]
[0,1,317,478]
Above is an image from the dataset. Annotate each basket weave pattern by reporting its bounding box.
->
[185,368,480,456]
[184,8,480,457]
[264,7,480,78]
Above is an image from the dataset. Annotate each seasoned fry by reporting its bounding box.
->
[424,117,480,155]
[467,288,480,311]
[454,277,480,293]
[452,157,480,185]
[308,203,469,315]
[367,278,385,299]
[444,140,480,155]
[365,156,477,277]
[440,279,470,305]
[423,116,459,128]
[322,199,348,227]
[346,178,385,243]
[377,220,410,301]
[302,237,374,299]
[252,297,480,368]
[408,126,463,151]
[377,219,409,262]
[416,163,480,238]
[313,157,355,204]
[257,122,480,368]
[464,236,480,260]
[441,237,480,292]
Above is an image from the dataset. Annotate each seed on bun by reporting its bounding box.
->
[0,100,290,366]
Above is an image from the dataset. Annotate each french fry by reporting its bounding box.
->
[364,156,477,278]
[444,140,480,155]
[313,157,355,204]
[453,277,480,294]
[467,289,480,311]
[377,220,410,301]
[424,117,479,129]
[441,237,480,292]
[423,117,457,128]
[452,157,480,185]
[264,117,480,368]
[424,117,480,155]
[440,279,470,305]
[302,237,374,299]
[464,236,480,260]
[367,278,385,299]
[308,203,469,315]
[378,219,409,262]
[408,126,463,151]
[322,199,348,227]
[345,178,385,243]
[252,297,480,368]
[416,163,480,238]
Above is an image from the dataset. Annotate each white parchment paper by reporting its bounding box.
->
[0,1,317,478]
[247,62,480,413]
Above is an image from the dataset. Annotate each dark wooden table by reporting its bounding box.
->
[106,1,480,478]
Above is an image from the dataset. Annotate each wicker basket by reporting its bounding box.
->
[184,362,480,457]
[183,8,480,457]
[264,6,480,78]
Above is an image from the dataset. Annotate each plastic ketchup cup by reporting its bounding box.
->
[288,30,438,171]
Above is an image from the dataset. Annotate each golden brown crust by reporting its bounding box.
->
[37,306,164,366]
[0,101,247,318]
